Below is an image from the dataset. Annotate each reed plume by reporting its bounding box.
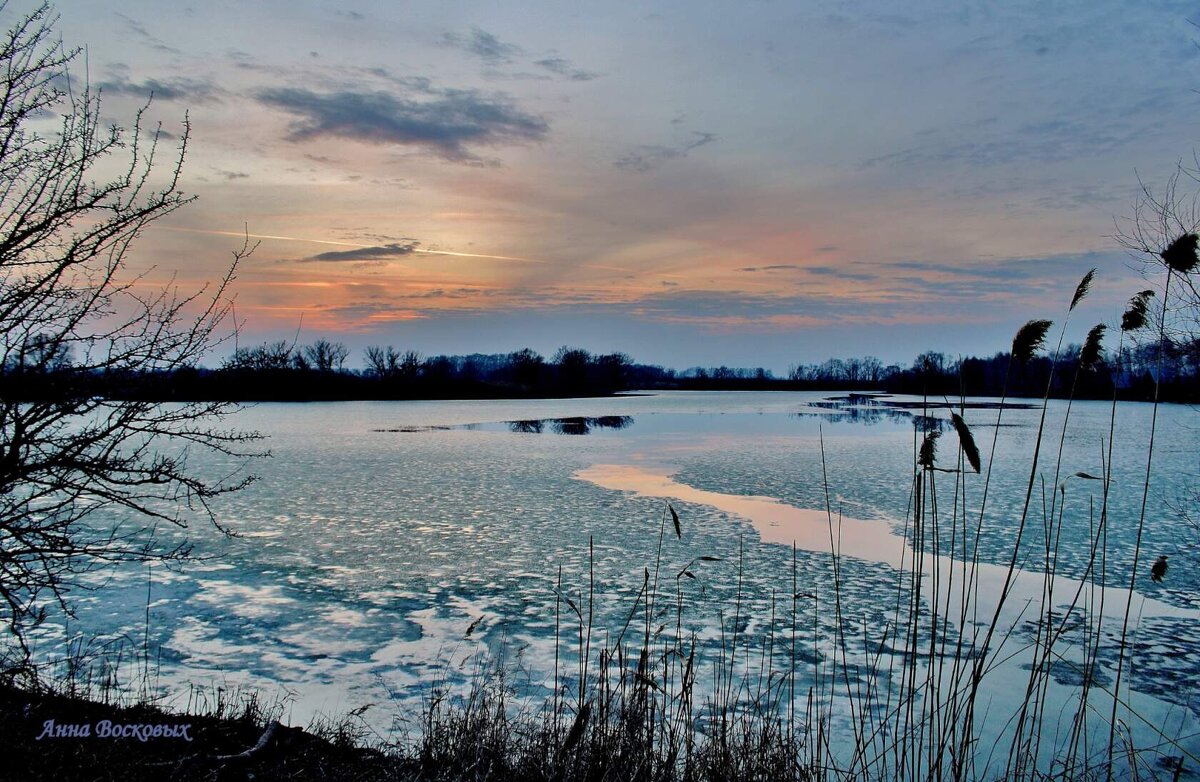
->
[1150,555,1169,583]
[1161,232,1199,274]
[917,429,940,469]
[1012,319,1053,363]
[1069,268,1096,311]
[560,703,591,753]
[1120,290,1155,332]
[950,413,981,473]
[1079,324,1106,370]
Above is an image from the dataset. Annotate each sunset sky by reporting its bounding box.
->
[29,1,1200,371]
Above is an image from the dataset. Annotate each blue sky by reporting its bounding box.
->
[25,0,1200,370]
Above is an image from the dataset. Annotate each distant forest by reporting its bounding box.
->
[4,335,1199,403]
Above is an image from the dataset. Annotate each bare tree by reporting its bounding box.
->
[861,355,884,384]
[0,4,256,654]
[223,340,294,371]
[302,339,350,372]
[399,349,421,379]
[364,345,400,378]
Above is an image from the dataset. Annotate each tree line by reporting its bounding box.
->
[4,332,1198,403]
[785,339,1199,401]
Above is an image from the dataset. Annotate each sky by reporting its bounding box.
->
[19,0,1200,371]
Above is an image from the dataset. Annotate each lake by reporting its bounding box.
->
[32,391,1200,772]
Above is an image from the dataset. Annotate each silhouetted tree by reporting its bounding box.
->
[594,352,632,391]
[508,348,544,388]
[0,5,255,651]
[553,346,591,391]
[861,356,884,384]
[302,339,350,372]
[400,350,422,379]
[422,355,454,385]
[364,345,402,378]
[6,333,71,373]
[224,341,292,371]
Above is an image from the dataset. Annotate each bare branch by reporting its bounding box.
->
[0,4,259,651]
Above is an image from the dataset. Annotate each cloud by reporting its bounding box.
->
[114,12,180,55]
[442,28,522,65]
[318,302,428,327]
[739,264,879,282]
[805,265,877,282]
[866,252,1133,307]
[634,290,845,321]
[305,241,420,262]
[623,290,949,331]
[615,132,717,172]
[739,264,802,272]
[257,86,549,163]
[534,57,599,81]
[96,74,221,103]
[439,32,599,81]
[885,258,1060,282]
[863,90,1180,171]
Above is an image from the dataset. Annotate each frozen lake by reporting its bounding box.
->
[31,391,1200,773]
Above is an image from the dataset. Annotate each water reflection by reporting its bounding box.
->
[796,394,950,431]
[374,416,635,435]
[509,416,634,435]
[798,401,942,430]
[796,394,1033,431]
[370,425,453,433]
